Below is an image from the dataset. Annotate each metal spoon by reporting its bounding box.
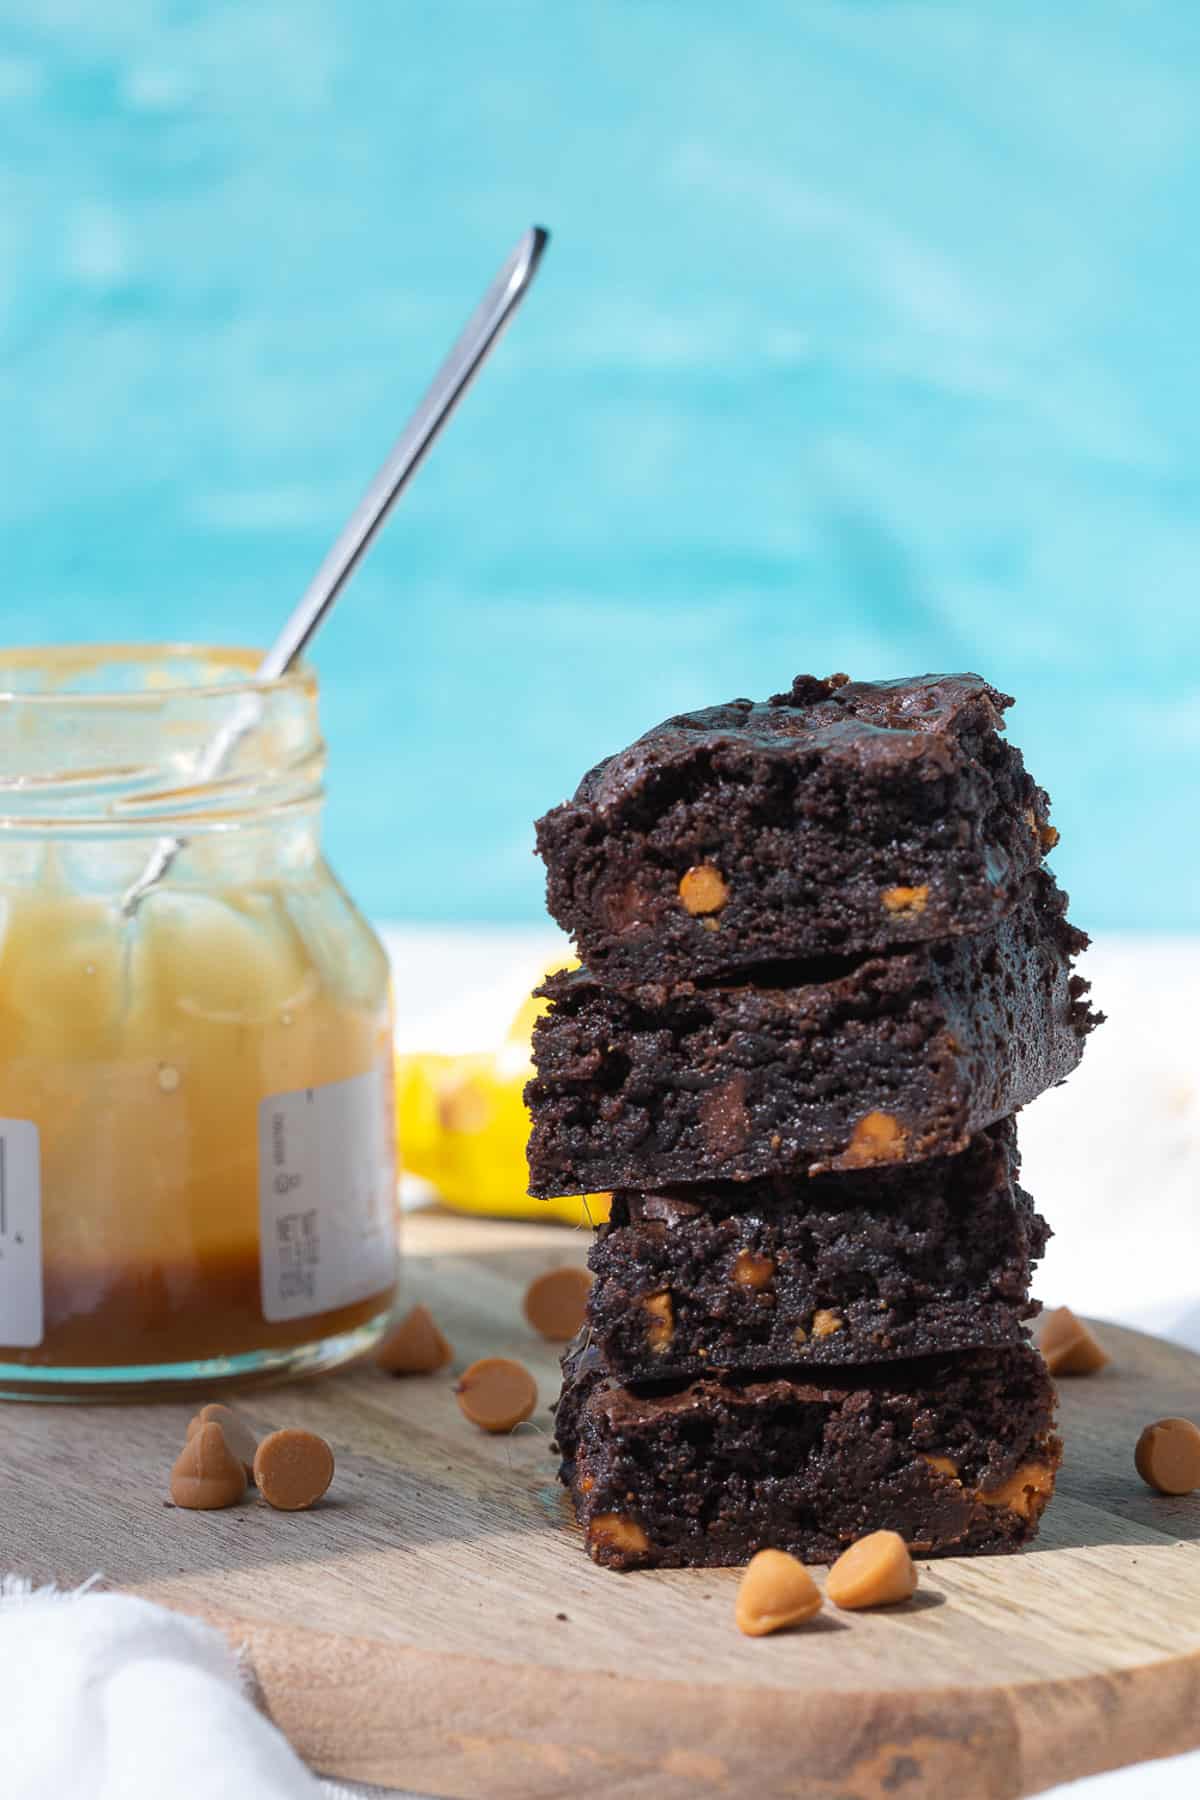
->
[122,224,550,914]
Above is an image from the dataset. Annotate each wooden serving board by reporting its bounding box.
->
[3,1211,1199,1800]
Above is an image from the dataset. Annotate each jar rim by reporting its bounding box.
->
[0,643,316,707]
[0,644,324,833]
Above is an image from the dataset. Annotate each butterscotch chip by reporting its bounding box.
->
[977,1460,1057,1520]
[523,1267,592,1342]
[1025,807,1060,852]
[1135,1418,1200,1495]
[811,1309,843,1339]
[678,864,729,916]
[643,1291,675,1351]
[589,1513,650,1556]
[170,1422,247,1511]
[253,1428,335,1511]
[736,1549,822,1636]
[842,1111,908,1168]
[1039,1305,1109,1376]
[455,1357,537,1433]
[375,1303,454,1374]
[732,1249,775,1290]
[826,1531,917,1610]
[186,1403,258,1479]
[881,884,929,915]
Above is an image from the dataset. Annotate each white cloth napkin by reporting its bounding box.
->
[0,1578,322,1800]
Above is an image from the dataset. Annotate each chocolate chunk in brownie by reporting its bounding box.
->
[526,871,1098,1195]
[555,1340,1060,1570]
[535,672,1058,986]
[587,1120,1048,1380]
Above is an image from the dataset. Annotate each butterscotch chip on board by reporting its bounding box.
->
[376,1303,454,1375]
[1039,1306,1109,1377]
[455,1357,537,1433]
[736,1549,822,1637]
[170,1422,247,1511]
[523,1267,592,1343]
[826,1531,918,1610]
[253,1428,335,1512]
[1134,1418,1200,1496]
[186,1403,258,1479]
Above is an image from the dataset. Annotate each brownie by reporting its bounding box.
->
[535,672,1058,986]
[555,1340,1060,1570]
[587,1121,1048,1379]
[526,871,1098,1194]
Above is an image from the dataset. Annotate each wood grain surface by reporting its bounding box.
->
[2,1210,1198,1799]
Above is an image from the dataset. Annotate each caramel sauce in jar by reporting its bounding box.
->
[0,647,398,1396]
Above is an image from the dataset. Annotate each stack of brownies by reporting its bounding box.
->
[526,673,1100,1570]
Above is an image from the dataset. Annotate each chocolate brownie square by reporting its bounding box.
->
[555,1340,1060,1570]
[526,871,1098,1194]
[586,1120,1048,1380]
[536,673,1057,986]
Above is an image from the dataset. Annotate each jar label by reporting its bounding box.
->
[0,1119,43,1348]
[257,1067,397,1324]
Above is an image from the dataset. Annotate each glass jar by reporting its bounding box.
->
[0,645,398,1397]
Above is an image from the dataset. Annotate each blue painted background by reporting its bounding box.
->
[2,2,1197,928]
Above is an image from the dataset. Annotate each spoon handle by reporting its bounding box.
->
[260,224,549,680]
[122,226,549,913]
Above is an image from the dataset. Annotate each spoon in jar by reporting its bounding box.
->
[122,224,550,915]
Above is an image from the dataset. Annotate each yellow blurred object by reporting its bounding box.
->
[394,960,609,1227]
[504,982,551,1046]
